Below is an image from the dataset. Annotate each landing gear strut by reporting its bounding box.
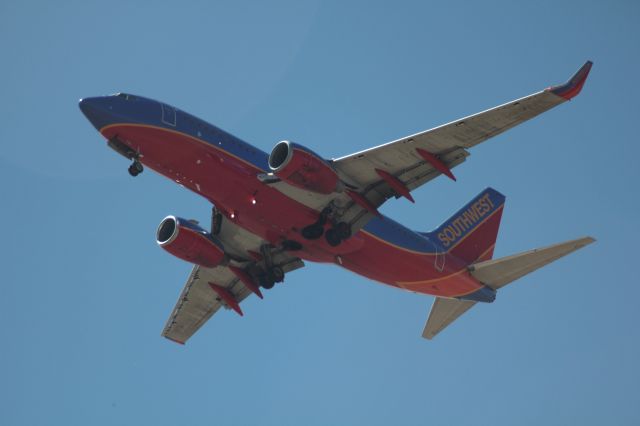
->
[128,160,144,177]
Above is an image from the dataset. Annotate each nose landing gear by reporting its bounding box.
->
[128,160,144,177]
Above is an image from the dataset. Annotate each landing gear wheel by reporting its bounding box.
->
[301,207,332,240]
[259,266,284,289]
[260,278,275,290]
[301,224,324,240]
[335,222,352,240]
[128,161,143,177]
[325,229,342,247]
[270,266,285,283]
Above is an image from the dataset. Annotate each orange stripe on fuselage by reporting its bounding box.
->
[395,244,495,292]
[100,123,265,172]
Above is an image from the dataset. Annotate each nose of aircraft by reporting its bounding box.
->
[79,96,115,131]
[79,97,96,117]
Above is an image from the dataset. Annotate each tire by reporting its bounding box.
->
[301,224,324,240]
[335,222,351,240]
[260,275,275,289]
[270,266,285,283]
[325,229,341,247]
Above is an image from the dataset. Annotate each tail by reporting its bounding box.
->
[426,187,506,263]
[421,188,595,340]
[422,238,595,340]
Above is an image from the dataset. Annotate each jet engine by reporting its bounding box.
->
[268,140,340,194]
[156,216,225,268]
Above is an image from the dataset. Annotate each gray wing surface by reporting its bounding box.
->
[333,62,592,210]
[162,212,304,344]
[162,264,251,344]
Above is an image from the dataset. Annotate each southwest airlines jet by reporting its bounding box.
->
[80,61,594,343]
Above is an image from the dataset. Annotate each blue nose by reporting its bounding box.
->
[79,96,114,131]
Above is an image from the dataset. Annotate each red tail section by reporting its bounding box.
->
[428,188,506,264]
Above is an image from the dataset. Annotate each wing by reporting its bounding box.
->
[162,210,304,344]
[333,61,593,209]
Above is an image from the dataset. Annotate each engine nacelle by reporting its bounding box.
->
[268,141,340,194]
[156,216,225,268]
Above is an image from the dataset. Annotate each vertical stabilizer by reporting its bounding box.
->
[426,188,505,263]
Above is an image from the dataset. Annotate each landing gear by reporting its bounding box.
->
[128,160,143,177]
[301,206,353,247]
[301,207,330,240]
[301,224,324,240]
[324,222,351,247]
[335,222,352,240]
[270,266,285,282]
[260,277,275,290]
[257,243,286,289]
[259,266,284,289]
[325,229,341,247]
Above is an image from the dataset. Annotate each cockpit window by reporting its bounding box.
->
[112,93,136,101]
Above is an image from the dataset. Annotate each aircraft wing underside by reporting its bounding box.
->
[162,213,305,344]
[162,256,303,344]
[327,62,592,232]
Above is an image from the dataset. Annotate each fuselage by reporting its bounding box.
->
[79,93,493,300]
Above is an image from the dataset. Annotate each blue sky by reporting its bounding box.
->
[1,1,638,425]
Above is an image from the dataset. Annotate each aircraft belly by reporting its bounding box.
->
[100,124,363,260]
[101,124,482,298]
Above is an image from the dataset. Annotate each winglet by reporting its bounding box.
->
[549,60,593,100]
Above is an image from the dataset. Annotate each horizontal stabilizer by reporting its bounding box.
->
[422,236,594,340]
[422,297,477,339]
[469,237,595,289]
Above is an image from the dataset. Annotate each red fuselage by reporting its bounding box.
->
[81,94,500,299]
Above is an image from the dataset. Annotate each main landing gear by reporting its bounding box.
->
[259,266,284,290]
[128,160,144,177]
[257,244,285,290]
[301,207,352,247]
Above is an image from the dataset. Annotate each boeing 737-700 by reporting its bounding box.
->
[79,61,594,343]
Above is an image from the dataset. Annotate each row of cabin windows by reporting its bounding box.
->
[182,113,259,157]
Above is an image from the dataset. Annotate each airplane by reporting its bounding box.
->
[79,61,594,344]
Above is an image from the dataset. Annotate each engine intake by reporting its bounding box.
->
[268,141,340,194]
[156,216,225,268]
